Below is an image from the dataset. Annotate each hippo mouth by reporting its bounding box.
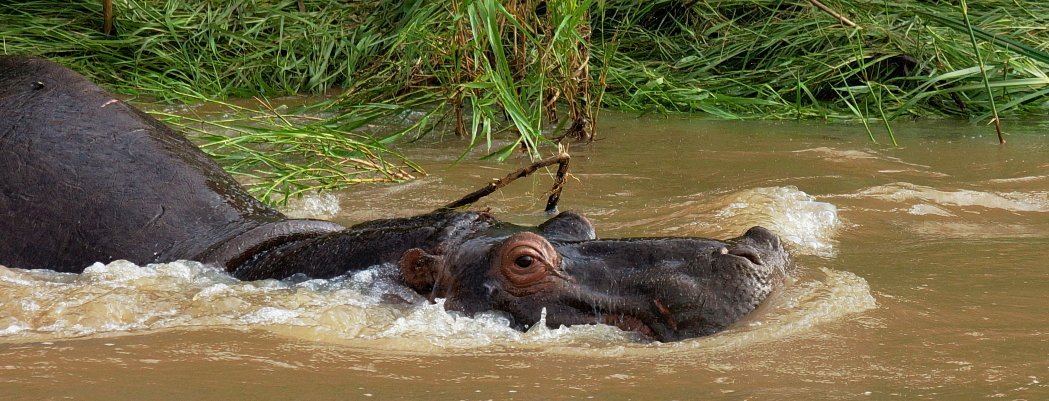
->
[600,297,684,340]
[602,314,659,339]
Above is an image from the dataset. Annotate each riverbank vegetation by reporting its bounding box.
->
[3,0,1047,201]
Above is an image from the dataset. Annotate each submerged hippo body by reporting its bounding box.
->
[0,56,791,341]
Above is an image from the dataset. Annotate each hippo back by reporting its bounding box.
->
[0,56,338,272]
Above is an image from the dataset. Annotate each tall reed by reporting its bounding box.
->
[960,0,1005,144]
[594,0,1049,122]
[3,0,1047,199]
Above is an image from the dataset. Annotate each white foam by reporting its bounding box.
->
[282,192,342,219]
[851,182,1049,212]
[682,268,877,350]
[793,147,881,160]
[0,321,28,336]
[907,204,955,217]
[0,256,873,350]
[714,186,841,256]
[793,147,936,172]
[243,307,301,325]
[986,175,1048,184]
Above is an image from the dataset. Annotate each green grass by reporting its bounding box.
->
[4,1,1046,121]
[1,0,393,99]
[150,94,423,204]
[594,1,1049,122]
[3,0,1048,201]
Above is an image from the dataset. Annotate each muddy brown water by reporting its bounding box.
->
[2,113,1048,400]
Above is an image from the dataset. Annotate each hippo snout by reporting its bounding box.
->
[742,226,782,249]
[640,227,789,339]
[715,227,786,266]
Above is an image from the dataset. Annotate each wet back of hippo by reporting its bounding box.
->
[0,56,340,272]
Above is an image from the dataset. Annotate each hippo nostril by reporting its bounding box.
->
[728,248,763,266]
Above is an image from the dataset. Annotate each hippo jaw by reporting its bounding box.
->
[399,212,792,342]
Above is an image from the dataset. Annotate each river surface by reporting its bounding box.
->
[2,113,1048,399]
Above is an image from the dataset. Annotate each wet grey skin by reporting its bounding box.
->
[230,211,792,341]
[0,55,792,342]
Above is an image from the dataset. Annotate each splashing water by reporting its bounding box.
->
[0,258,873,350]
[677,268,877,351]
[0,186,866,349]
[0,261,637,348]
[612,186,841,257]
[714,186,841,256]
[281,192,342,219]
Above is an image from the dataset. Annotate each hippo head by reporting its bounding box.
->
[397,211,792,341]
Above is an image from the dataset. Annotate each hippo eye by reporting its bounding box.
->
[514,255,535,268]
[503,246,548,286]
[507,246,544,273]
[497,232,561,293]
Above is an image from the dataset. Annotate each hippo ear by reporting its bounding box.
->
[538,211,596,241]
[399,248,441,293]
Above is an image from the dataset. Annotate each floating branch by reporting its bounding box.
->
[440,149,571,213]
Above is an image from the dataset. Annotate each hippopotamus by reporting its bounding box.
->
[0,56,792,341]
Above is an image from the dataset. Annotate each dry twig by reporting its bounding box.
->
[809,0,858,28]
[440,148,571,213]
